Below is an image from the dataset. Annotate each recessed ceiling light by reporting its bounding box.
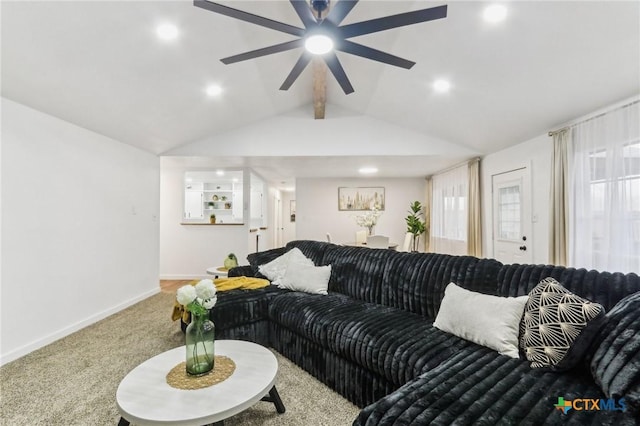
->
[483,4,507,23]
[216,170,225,176]
[305,34,334,55]
[433,79,451,93]
[359,167,378,175]
[206,84,223,97]
[156,24,179,41]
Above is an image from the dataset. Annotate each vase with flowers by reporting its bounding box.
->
[354,207,382,236]
[176,279,218,376]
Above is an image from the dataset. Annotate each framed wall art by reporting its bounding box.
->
[290,200,296,222]
[338,187,385,211]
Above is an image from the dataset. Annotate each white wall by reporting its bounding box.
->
[296,177,426,247]
[481,134,552,264]
[1,98,160,364]
[160,165,251,279]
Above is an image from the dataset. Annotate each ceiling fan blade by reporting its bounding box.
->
[289,0,317,28]
[326,0,359,26]
[338,4,447,38]
[194,0,305,37]
[221,39,304,64]
[280,52,313,90]
[337,40,415,69]
[324,53,354,94]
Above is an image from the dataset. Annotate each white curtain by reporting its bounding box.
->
[431,164,468,255]
[569,101,640,273]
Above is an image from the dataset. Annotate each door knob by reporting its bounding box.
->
[519,246,527,251]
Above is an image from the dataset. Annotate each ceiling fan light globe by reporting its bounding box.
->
[305,35,334,55]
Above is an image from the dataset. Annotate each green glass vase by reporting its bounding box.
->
[185,311,215,376]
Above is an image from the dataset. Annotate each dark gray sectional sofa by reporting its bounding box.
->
[209,240,640,425]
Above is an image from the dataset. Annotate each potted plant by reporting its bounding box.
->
[207,201,215,209]
[405,201,427,252]
[210,214,216,224]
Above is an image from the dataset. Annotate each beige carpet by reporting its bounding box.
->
[0,291,360,425]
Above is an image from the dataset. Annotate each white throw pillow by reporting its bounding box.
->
[279,263,331,295]
[258,248,313,286]
[433,283,528,358]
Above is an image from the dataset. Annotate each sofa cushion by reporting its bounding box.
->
[355,344,636,426]
[210,285,289,329]
[285,240,335,266]
[588,291,640,410]
[520,277,605,370]
[269,292,478,386]
[497,264,640,311]
[382,252,503,319]
[434,283,527,358]
[321,245,394,305]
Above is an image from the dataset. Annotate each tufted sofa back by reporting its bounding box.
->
[382,252,503,319]
[497,264,640,311]
[286,240,503,319]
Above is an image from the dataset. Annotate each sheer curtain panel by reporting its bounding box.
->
[430,164,468,255]
[569,101,640,273]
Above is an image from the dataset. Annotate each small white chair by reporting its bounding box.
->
[402,233,413,252]
[366,235,389,249]
[355,230,367,245]
[326,233,332,243]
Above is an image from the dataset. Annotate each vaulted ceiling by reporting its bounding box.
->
[2,1,639,185]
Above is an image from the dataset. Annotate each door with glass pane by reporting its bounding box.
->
[492,168,532,263]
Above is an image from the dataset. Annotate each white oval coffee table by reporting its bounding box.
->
[116,340,284,426]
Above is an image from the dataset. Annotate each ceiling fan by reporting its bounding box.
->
[194,0,448,94]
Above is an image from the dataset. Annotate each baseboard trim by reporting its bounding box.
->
[159,274,209,280]
[0,287,159,366]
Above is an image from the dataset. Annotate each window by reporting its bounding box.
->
[431,164,468,255]
[497,185,521,241]
[569,101,640,273]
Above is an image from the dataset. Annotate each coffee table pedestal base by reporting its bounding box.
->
[118,385,285,426]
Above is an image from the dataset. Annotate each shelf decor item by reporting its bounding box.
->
[210,214,216,224]
[224,253,238,270]
[176,280,218,376]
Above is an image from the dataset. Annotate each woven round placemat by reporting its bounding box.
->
[166,355,236,390]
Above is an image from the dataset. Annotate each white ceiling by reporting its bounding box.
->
[2,1,639,186]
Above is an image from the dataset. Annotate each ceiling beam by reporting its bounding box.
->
[313,58,327,119]
[312,4,327,120]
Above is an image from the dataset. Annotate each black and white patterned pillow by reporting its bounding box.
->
[520,277,605,370]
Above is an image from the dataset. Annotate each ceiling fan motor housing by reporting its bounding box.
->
[311,0,329,13]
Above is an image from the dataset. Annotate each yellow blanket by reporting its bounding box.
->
[171,276,270,322]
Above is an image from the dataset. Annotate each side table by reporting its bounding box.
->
[206,266,229,279]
